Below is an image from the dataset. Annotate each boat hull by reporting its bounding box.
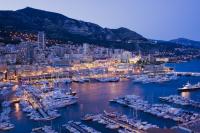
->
[178,87,200,92]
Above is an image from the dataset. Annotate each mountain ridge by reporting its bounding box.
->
[170,38,200,47]
[0,7,193,52]
[0,7,146,43]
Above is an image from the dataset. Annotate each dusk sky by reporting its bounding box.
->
[0,0,199,41]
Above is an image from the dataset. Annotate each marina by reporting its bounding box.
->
[82,111,158,133]
[0,59,200,132]
[14,82,78,121]
[110,94,200,123]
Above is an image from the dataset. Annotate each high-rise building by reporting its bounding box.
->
[37,32,46,49]
[83,43,89,55]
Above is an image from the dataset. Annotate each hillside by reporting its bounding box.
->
[0,7,187,52]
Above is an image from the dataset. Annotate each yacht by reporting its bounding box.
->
[97,77,120,82]
[178,82,200,92]
[73,77,90,83]
[41,89,78,109]
[81,114,94,121]
[67,87,77,96]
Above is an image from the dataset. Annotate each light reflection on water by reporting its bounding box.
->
[14,103,22,120]
[181,91,190,98]
[131,85,143,97]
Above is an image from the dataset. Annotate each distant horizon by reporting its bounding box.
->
[0,0,199,41]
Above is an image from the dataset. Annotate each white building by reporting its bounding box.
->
[83,43,89,55]
[37,32,46,49]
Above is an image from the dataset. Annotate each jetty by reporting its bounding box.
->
[110,95,200,123]
[174,72,200,77]
[63,121,101,133]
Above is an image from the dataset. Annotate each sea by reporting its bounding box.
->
[2,59,200,133]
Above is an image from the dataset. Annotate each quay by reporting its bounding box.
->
[64,121,101,133]
[82,111,158,133]
[174,72,200,77]
[18,72,71,81]
[16,67,198,85]
[68,121,88,133]
[110,95,200,123]
[101,114,142,133]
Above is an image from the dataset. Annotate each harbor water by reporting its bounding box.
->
[2,59,200,133]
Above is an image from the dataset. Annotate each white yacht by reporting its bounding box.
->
[178,82,200,91]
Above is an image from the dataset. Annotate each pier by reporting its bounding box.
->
[64,121,101,133]
[68,122,88,133]
[174,72,200,76]
[111,95,200,123]
[101,114,142,133]
[82,111,158,133]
